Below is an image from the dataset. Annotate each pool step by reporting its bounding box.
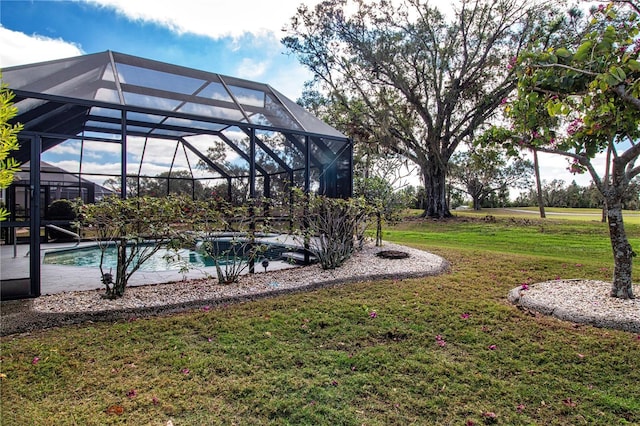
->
[280,251,318,265]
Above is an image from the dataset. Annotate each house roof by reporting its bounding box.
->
[15,162,114,195]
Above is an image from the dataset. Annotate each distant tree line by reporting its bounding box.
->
[408,178,640,211]
[512,179,640,210]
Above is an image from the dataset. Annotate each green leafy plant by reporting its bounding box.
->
[76,195,201,298]
[482,2,640,299]
[354,176,413,246]
[0,72,23,221]
[300,194,369,269]
[196,199,269,284]
[202,238,267,285]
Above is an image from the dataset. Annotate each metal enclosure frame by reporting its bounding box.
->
[1,51,352,299]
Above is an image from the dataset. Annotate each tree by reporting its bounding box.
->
[103,176,140,197]
[623,177,640,209]
[354,176,414,245]
[77,195,212,298]
[565,180,586,208]
[104,171,208,200]
[283,0,547,218]
[449,146,533,210]
[541,179,569,208]
[139,170,207,199]
[510,179,639,210]
[531,148,547,218]
[0,73,23,221]
[496,2,640,299]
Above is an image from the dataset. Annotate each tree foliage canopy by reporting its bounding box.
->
[449,146,533,210]
[484,1,640,299]
[284,0,547,217]
[497,2,640,169]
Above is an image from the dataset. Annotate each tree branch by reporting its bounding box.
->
[534,62,599,76]
[532,86,590,97]
[618,134,640,167]
[612,84,640,110]
[534,145,604,189]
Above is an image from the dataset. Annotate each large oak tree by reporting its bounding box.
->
[283,0,547,217]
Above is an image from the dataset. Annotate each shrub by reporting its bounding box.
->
[48,199,76,219]
[77,195,205,298]
[200,238,267,284]
[303,195,369,269]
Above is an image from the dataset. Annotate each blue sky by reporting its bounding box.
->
[0,0,327,183]
[0,0,600,190]
[0,0,315,100]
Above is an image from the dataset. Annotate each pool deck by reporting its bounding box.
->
[1,235,302,295]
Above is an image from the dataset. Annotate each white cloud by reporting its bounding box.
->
[236,58,269,81]
[0,27,84,68]
[529,152,607,187]
[80,0,455,41]
[45,141,82,157]
[83,0,320,39]
[82,140,123,156]
[43,140,123,160]
[267,63,314,101]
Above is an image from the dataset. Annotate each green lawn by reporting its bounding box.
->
[390,211,640,264]
[1,214,639,425]
[450,207,640,225]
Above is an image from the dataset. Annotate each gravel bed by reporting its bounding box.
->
[3,242,638,336]
[508,279,640,333]
[1,242,448,336]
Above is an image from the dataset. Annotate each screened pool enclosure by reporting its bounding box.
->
[1,51,352,299]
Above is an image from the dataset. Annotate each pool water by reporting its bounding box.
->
[43,238,295,272]
[44,245,230,271]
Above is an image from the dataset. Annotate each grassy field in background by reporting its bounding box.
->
[448,207,640,224]
[1,212,639,425]
[391,210,640,264]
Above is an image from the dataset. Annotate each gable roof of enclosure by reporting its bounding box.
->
[4,51,351,196]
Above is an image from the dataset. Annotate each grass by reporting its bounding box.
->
[1,212,639,425]
[389,212,640,264]
[449,207,640,224]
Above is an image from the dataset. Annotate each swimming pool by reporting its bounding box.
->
[43,245,219,271]
[42,239,296,272]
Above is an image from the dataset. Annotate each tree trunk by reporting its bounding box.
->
[532,148,546,218]
[115,238,128,298]
[469,180,482,211]
[472,195,481,210]
[607,204,635,299]
[602,145,612,223]
[422,161,451,218]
